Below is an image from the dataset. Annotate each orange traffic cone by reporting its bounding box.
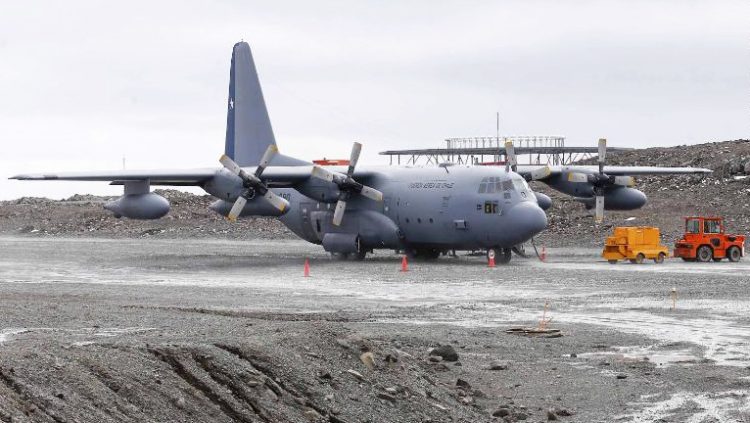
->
[488,254,496,268]
[540,246,547,262]
[400,256,409,272]
[303,258,310,277]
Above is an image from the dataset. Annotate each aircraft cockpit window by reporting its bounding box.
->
[512,179,528,192]
[686,219,700,233]
[502,180,513,191]
[484,201,499,214]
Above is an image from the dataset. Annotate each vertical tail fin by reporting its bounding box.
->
[224,42,276,166]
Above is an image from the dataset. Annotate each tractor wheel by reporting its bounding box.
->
[635,253,645,264]
[654,252,666,264]
[608,260,618,264]
[696,245,713,262]
[727,246,742,262]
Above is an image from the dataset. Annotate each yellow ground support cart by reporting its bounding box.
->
[602,226,670,264]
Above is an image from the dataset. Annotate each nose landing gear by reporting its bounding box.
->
[487,247,512,264]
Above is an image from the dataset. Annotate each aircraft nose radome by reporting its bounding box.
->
[507,202,547,237]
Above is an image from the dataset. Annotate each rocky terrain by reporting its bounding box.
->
[2,139,750,247]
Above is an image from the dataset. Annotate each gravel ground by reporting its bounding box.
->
[1,237,749,422]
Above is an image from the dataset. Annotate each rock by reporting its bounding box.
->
[489,359,510,370]
[384,353,398,363]
[346,369,364,381]
[569,353,577,358]
[547,409,558,420]
[428,355,443,363]
[429,345,459,362]
[553,407,573,416]
[384,387,398,394]
[616,373,628,379]
[360,352,375,370]
[304,408,322,421]
[492,407,510,417]
[456,378,472,390]
[377,392,396,402]
[454,361,462,366]
[514,411,528,420]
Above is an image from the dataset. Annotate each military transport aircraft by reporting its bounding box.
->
[11,42,711,263]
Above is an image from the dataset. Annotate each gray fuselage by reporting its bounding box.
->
[210,165,547,253]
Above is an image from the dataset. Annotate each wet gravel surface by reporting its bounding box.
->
[1,237,749,422]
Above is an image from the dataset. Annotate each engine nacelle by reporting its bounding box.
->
[579,187,647,211]
[533,192,552,211]
[104,193,170,220]
[104,180,170,219]
[321,233,361,254]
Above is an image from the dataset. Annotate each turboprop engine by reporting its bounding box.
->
[104,180,170,219]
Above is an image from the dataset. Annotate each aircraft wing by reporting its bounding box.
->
[9,166,316,186]
[515,164,711,179]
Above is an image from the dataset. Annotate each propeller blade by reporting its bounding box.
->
[332,200,347,226]
[613,175,635,187]
[595,196,604,223]
[219,154,242,176]
[263,190,290,212]
[227,196,247,222]
[255,144,279,177]
[311,165,336,183]
[504,141,517,172]
[598,138,607,174]
[530,165,552,181]
[347,142,362,176]
[359,185,384,202]
[567,172,589,183]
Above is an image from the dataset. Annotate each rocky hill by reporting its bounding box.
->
[2,139,749,247]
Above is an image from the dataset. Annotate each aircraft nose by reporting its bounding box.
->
[506,201,547,239]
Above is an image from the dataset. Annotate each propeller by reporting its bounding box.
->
[219,145,290,222]
[566,138,634,223]
[311,142,384,226]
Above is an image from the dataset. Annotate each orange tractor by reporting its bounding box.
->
[673,217,745,262]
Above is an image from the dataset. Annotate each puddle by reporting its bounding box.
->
[617,390,750,422]
[578,344,701,367]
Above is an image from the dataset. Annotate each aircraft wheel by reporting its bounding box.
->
[727,246,742,262]
[353,249,367,261]
[654,252,666,264]
[696,245,713,262]
[495,247,512,264]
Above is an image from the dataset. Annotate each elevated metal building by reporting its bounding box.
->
[380,136,632,166]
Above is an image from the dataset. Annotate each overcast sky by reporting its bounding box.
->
[1,0,748,199]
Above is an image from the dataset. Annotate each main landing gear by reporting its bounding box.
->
[487,247,512,264]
